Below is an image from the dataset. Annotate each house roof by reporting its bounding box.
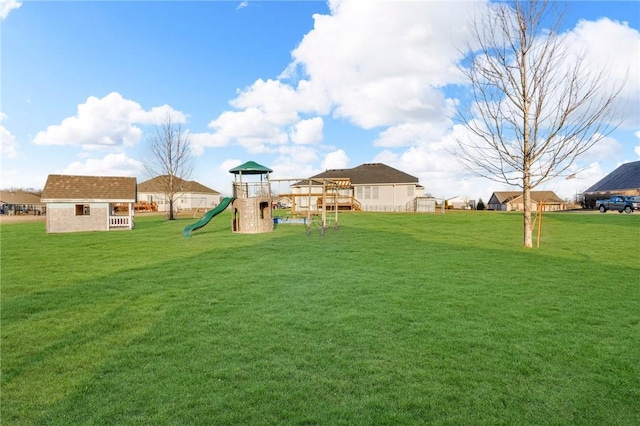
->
[137,176,220,194]
[41,175,137,202]
[229,161,273,175]
[490,191,564,204]
[0,190,42,205]
[297,163,420,186]
[584,161,640,193]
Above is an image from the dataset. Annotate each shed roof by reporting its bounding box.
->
[297,163,420,186]
[138,176,220,194]
[41,175,137,202]
[584,161,640,193]
[229,161,273,175]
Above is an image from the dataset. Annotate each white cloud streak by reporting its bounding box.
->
[0,0,21,20]
[33,92,186,150]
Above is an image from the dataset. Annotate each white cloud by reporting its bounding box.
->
[207,107,289,154]
[289,117,324,145]
[206,1,482,159]
[203,79,331,154]
[278,144,319,164]
[287,1,480,128]
[236,1,248,11]
[0,113,18,158]
[187,131,230,156]
[562,18,640,128]
[0,125,18,158]
[579,135,623,162]
[33,92,186,149]
[0,0,21,20]
[62,153,143,177]
[321,149,349,170]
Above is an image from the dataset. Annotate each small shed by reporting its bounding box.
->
[41,175,137,233]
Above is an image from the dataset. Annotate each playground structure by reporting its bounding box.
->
[271,177,355,236]
[183,160,351,237]
[229,161,274,234]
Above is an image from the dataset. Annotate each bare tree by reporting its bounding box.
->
[454,0,623,247]
[143,115,194,220]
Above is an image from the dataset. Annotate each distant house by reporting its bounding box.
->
[0,190,45,216]
[137,176,221,213]
[581,161,640,209]
[41,175,137,233]
[446,196,474,210]
[487,191,566,211]
[292,163,424,212]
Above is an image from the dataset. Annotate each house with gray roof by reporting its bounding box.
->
[487,190,566,211]
[137,175,221,213]
[581,161,640,209]
[292,163,424,212]
[41,175,137,233]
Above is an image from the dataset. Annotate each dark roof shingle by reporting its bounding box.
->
[296,163,419,186]
[584,161,640,193]
[41,175,137,202]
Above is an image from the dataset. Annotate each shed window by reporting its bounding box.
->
[75,204,90,216]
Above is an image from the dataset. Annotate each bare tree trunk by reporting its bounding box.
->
[143,114,194,220]
[453,0,623,247]
[523,175,533,248]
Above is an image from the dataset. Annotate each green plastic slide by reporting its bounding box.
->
[183,197,234,238]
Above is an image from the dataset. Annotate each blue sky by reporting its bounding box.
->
[1,0,639,202]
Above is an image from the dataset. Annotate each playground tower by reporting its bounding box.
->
[229,161,274,234]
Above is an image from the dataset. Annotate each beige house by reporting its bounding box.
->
[446,196,475,210]
[292,163,424,212]
[137,176,221,213]
[0,190,45,216]
[41,175,137,233]
[487,191,566,211]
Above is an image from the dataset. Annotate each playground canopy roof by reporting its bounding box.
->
[229,161,273,175]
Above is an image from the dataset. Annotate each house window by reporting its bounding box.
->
[75,204,90,216]
[356,187,363,198]
[407,185,413,196]
[363,186,379,200]
[181,197,186,204]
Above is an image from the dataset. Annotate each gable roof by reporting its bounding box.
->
[301,163,420,186]
[490,191,564,204]
[41,175,137,202]
[137,175,220,194]
[0,190,42,205]
[584,161,640,193]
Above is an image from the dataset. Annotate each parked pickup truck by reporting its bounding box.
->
[596,195,640,214]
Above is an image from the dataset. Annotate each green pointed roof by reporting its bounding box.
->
[229,161,273,175]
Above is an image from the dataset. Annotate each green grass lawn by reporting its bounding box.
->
[2,211,639,425]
